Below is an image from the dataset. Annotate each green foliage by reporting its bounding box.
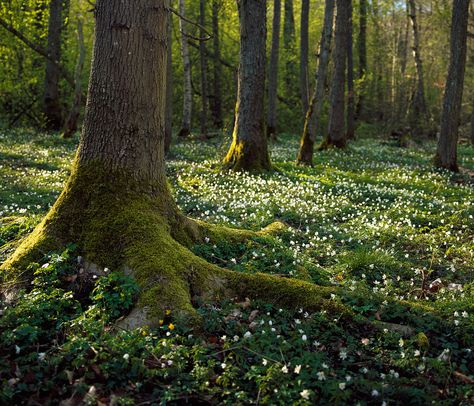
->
[1,129,474,404]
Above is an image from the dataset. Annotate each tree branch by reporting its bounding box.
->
[0,17,76,89]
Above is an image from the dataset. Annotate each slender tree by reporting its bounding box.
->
[408,0,427,130]
[300,0,310,114]
[346,0,355,139]
[355,0,367,119]
[283,0,297,101]
[43,0,65,130]
[199,0,208,137]
[178,0,192,137]
[320,0,351,149]
[62,18,85,139]
[267,0,281,139]
[223,0,270,171]
[434,0,470,171]
[211,0,223,128]
[2,0,341,329]
[297,0,335,164]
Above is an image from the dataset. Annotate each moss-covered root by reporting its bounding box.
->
[185,219,288,247]
[217,269,368,326]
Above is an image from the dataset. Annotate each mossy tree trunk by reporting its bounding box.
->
[297,0,335,164]
[320,0,350,150]
[267,0,281,140]
[223,0,271,171]
[1,0,353,329]
[434,0,469,172]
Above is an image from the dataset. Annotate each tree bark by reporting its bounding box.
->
[283,0,297,102]
[1,0,376,331]
[267,0,281,139]
[297,0,335,164]
[346,1,355,140]
[199,0,208,137]
[355,0,367,119]
[178,0,192,137]
[300,0,310,114]
[211,0,223,128]
[62,18,85,139]
[434,0,470,172]
[321,0,350,149]
[223,0,270,171]
[408,0,428,131]
[165,10,173,155]
[43,0,64,131]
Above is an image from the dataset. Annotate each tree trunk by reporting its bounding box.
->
[211,0,223,129]
[471,105,474,146]
[283,0,297,102]
[267,0,281,139]
[346,0,355,140]
[178,0,192,137]
[434,0,469,172]
[321,0,350,149]
[165,10,173,155]
[355,0,367,119]
[62,18,85,139]
[1,0,371,331]
[297,0,335,164]
[223,0,270,171]
[408,0,428,131]
[300,0,310,114]
[43,0,64,131]
[199,0,208,137]
[395,0,410,125]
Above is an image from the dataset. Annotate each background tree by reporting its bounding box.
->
[299,0,310,114]
[297,0,335,164]
[43,0,66,130]
[267,0,281,139]
[223,0,270,171]
[346,1,355,139]
[408,0,428,132]
[178,0,192,137]
[356,0,367,119]
[320,0,351,150]
[211,0,223,128]
[283,0,297,102]
[434,0,470,171]
[199,0,208,138]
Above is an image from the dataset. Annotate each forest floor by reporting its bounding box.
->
[1,126,474,405]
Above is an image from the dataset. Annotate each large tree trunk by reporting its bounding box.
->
[346,1,355,140]
[178,0,192,137]
[283,0,297,102]
[299,0,310,114]
[164,11,173,155]
[43,0,64,131]
[320,0,350,150]
[267,0,281,139]
[355,0,367,119]
[211,0,223,129]
[62,18,85,139]
[199,0,208,137]
[408,0,427,131]
[297,0,335,165]
[223,0,270,171]
[434,0,469,172]
[2,0,354,331]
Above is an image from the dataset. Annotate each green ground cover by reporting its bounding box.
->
[1,127,473,404]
